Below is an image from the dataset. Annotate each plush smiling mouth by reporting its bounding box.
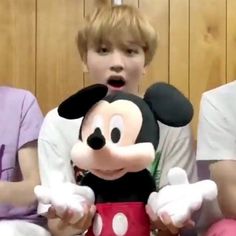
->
[107,76,126,88]
[94,168,124,175]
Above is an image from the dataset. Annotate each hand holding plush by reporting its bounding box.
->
[147,167,217,227]
[34,183,95,224]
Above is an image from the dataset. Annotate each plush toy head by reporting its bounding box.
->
[58,83,193,181]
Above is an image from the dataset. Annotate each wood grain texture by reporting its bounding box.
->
[36,0,84,114]
[139,0,169,94]
[227,0,236,83]
[169,0,189,98]
[0,0,233,137]
[189,0,226,136]
[0,0,36,92]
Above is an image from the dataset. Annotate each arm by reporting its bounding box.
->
[148,124,197,235]
[0,141,40,206]
[37,110,95,234]
[210,160,236,217]
[197,94,236,217]
[0,91,43,206]
[158,123,197,189]
[37,109,78,215]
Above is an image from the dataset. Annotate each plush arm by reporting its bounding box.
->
[0,141,40,206]
[147,167,217,231]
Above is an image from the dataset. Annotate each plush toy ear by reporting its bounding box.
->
[144,82,193,127]
[58,84,108,119]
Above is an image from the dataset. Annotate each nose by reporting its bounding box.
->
[110,50,124,73]
[87,128,106,150]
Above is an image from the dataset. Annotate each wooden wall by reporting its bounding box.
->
[1,0,236,137]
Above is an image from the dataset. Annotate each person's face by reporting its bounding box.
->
[86,40,146,95]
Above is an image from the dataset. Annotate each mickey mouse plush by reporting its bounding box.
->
[35,83,217,236]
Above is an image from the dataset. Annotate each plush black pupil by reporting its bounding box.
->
[111,128,121,143]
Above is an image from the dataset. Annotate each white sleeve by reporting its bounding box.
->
[37,110,76,215]
[158,124,197,188]
[197,95,236,160]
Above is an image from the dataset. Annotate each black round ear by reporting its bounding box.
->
[58,84,108,119]
[144,82,193,127]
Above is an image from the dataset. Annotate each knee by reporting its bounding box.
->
[205,219,236,236]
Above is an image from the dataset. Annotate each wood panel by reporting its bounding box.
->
[123,0,138,6]
[0,0,36,92]
[227,0,236,83]
[36,0,84,114]
[169,0,189,98]
[189,0,226,136]
[139,0,169,94]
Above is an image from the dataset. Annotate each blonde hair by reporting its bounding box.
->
[77,4,157,65]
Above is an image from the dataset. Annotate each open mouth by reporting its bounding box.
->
[107,76,126,89]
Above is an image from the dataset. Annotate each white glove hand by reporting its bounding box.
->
[34,182,95,224]
[147,167,217,227]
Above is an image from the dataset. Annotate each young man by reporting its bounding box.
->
[37,3,197,236]
[197,80,236,236]
[0,86,50,236]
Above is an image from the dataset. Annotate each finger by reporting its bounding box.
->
[47,207,57,219]
[73,204,96,230]
[34,185,51,204]
[184,219,195,229]
[73,186,95,204]
[168,167,189,185]
[160,212,179,234]
[145,204,157,222]
[194,180,217,201]
[47,207,58,219]
[73,204,90,229]
[56,209,75,230]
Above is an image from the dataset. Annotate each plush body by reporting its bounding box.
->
[35,83,217,236]
[82,170,155,235]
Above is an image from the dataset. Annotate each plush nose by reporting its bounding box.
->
[87,128,106,150]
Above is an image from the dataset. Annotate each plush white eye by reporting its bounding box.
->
[109,115,124,143]
[92,115,104,131]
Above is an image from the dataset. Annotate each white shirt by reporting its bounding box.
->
[38,108,197,215]
[196,81,236,232]
[197,81,236,161]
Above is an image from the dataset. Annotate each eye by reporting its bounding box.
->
[97,45,110,55]
[125,48,139,56]
[92,115,104,131]
[110,115,124,143]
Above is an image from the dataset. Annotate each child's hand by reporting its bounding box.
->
[147,167,217,228]
[34,182,95,224]
[47,204,96,235]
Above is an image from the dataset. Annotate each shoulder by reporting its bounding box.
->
[158,121,192,141]
[43,108,82,128]
[201,81,236,112]
[39,107,83,142]
[0,86,37,105]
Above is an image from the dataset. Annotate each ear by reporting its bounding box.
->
[58,84,108,119]
[144,82,193,127]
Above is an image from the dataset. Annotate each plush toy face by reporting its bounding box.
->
[71,99,156,180]
[58,83,193,182]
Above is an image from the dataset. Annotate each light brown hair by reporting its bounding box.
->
[77,4,157,66]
